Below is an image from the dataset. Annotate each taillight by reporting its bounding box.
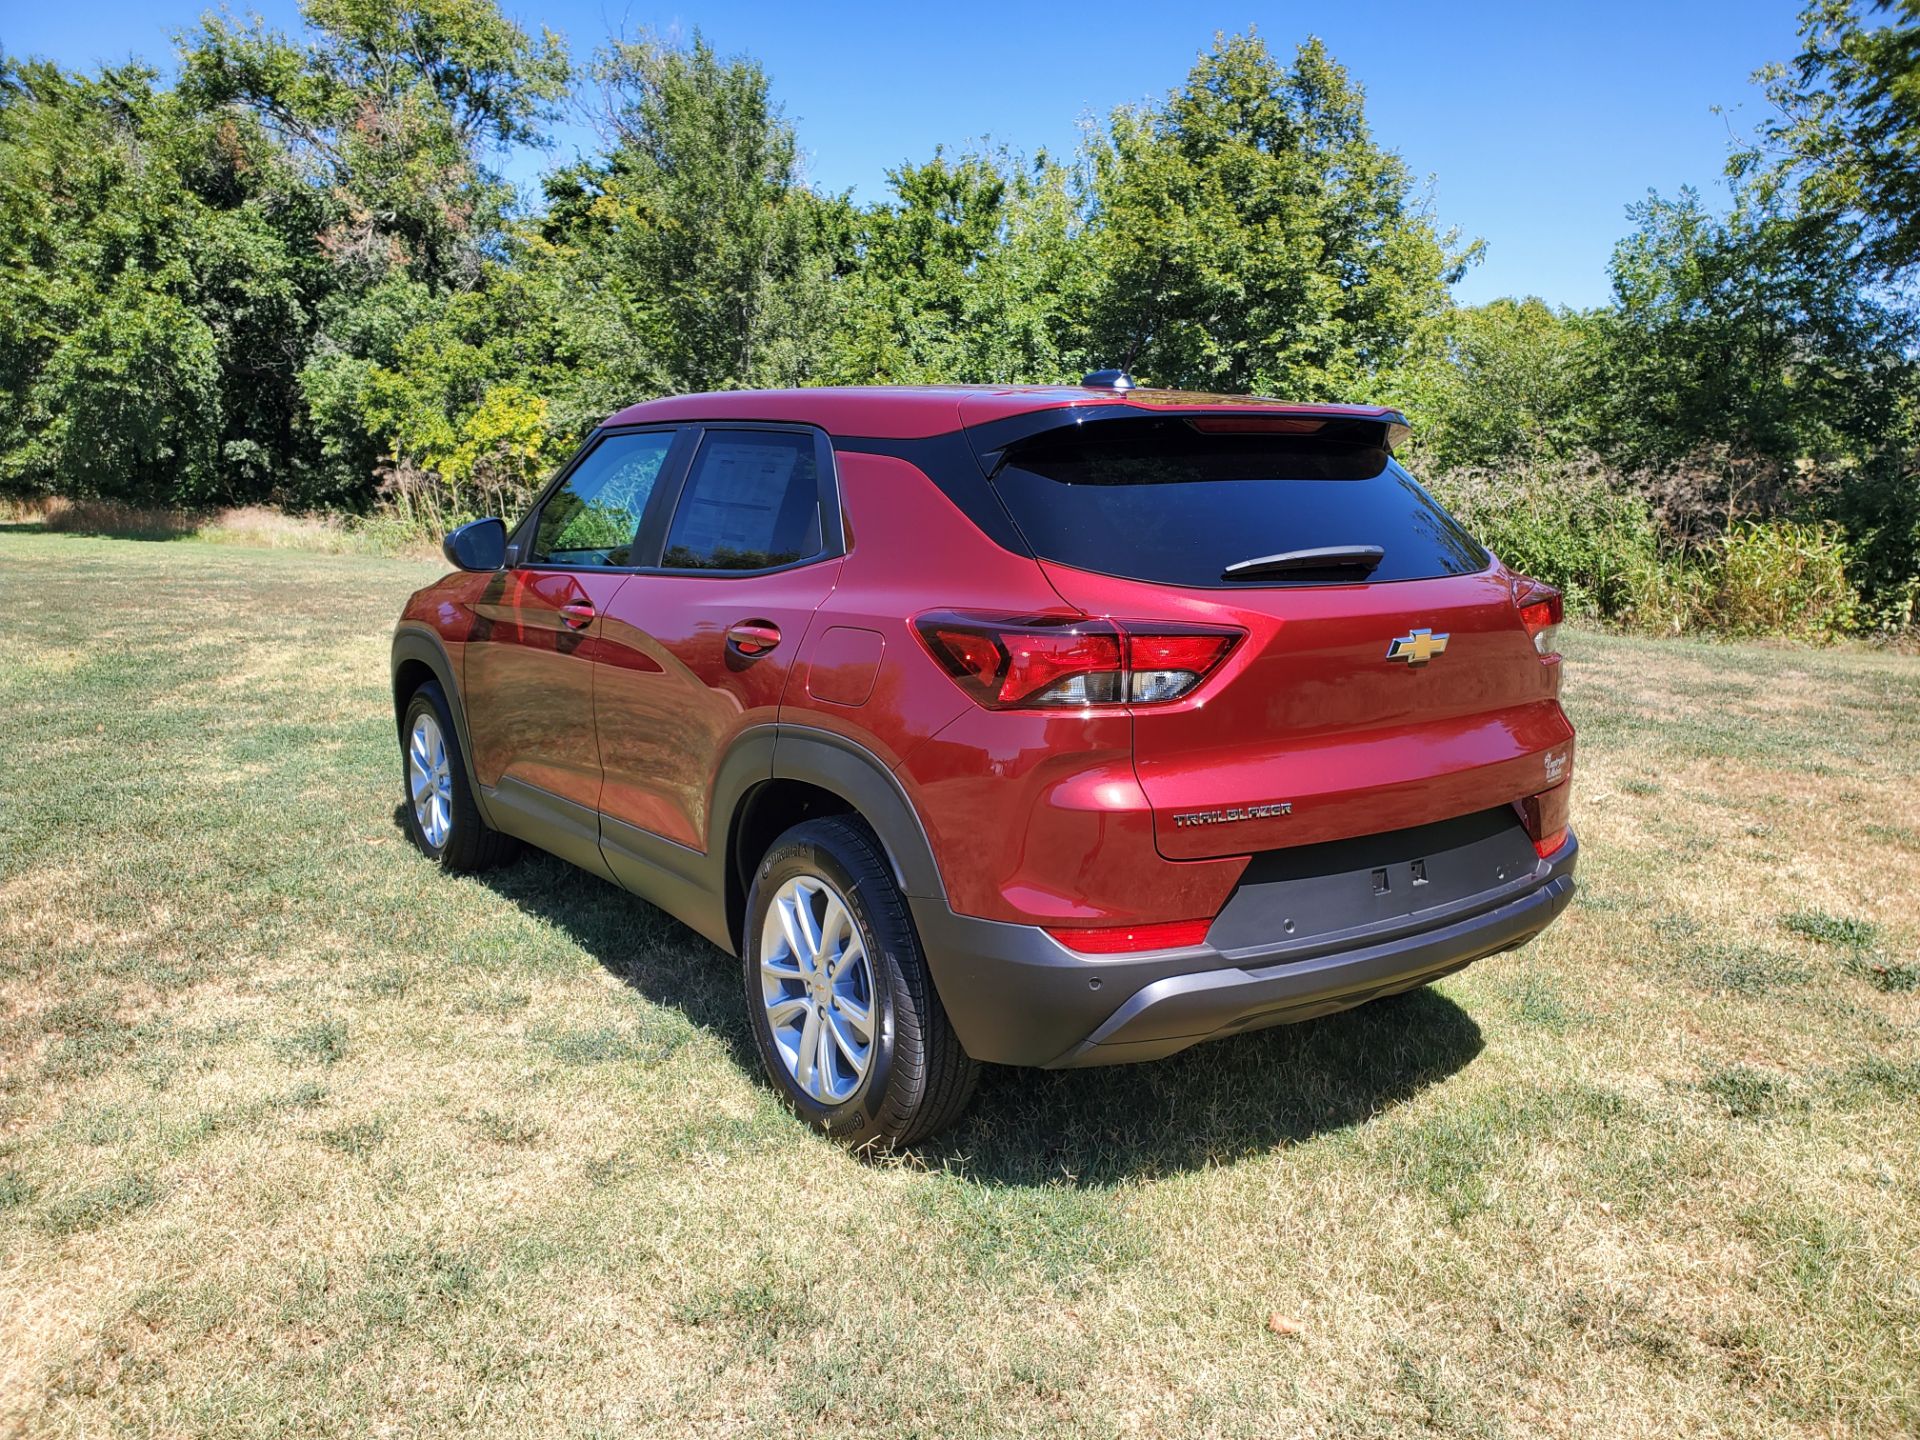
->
[1517,782,1571,858]
[914,612,1240,709]
[1044,918,1213,954]
[1515,582,1563,657]
[918,614,1124,707]
[1127,631,1238,702]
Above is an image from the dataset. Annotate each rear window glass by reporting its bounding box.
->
[662,431,824,571]
[992,420,1487,587]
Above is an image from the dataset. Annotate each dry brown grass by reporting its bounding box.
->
[0,530,1915,1438]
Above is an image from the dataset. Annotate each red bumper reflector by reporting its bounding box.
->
[1044,918,1212,954]
[1517,782,1572,857]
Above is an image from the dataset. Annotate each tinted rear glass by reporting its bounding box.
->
[992,420,1487,587]
[662,431,824,571]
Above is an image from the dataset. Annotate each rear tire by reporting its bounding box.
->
[400,681,517,873]
[743,817,978,1149]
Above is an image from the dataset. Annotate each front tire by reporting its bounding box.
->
[400,681,516,872]
[744,817,978,1149]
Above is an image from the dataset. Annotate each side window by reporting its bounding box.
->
[529,430,675,567]
[661,431,824,572]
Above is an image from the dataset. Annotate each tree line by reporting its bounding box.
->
[2,0,1916,634]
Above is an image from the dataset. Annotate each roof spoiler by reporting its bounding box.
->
[964,403,1412,477]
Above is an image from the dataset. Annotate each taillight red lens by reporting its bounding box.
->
[920,615,1123,707]
[915,613,1240,710]
[926,626,999,678]
[1514,582,1564,657]
[1000,626,1125,706]
[1126,630,1238,703]
[1044,918,1213,953]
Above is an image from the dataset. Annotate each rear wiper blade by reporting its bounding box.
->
[1221,545,1385,581]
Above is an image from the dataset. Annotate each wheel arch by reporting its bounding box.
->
[720,726,947,955]
[392,657,439,729]
[390,627,494,827]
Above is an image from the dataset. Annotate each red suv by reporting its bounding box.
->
[392,378,1577,1147]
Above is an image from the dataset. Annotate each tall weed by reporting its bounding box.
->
[1703,522,1857,639]
[1429,459,1864,640]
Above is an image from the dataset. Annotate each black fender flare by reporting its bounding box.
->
[389,626,496,828]
[708,723,949,954]
[763,725,946,902]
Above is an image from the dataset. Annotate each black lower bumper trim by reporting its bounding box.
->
[911,833,1577,1069]
[1051,872,1573,1067]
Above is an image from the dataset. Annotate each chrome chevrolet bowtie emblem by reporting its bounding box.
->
[1386,628,1449,665]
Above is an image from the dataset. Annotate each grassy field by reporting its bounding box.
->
[1,526,1917,1439]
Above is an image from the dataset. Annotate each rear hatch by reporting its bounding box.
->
[980,412,1573,860]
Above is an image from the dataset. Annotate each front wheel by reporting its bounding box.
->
[399,681,517,872]
[743,817,978,1149]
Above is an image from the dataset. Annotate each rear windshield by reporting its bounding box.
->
[992,419,1487,587]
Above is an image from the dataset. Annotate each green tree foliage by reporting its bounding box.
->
[1716,0,1920,615]
[0,60,322,502]
[355,263,578,519]
[1586,189,1918,608]
[540,34,847,398]
[1399,299,1595,472]
[0,15,1916,630]
[1078,33,1475,396]
[1594,188,1911,468]
[1735,0,1920,281]
[829,148,1083,385]
[176,0,572,504]
[178,0,568,289]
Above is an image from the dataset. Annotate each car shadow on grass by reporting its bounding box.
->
[920,989,1482,1184]
[437,817,1485,1185]
[447,840,764,1072]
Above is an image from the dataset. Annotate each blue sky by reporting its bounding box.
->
[2,0,1805,308]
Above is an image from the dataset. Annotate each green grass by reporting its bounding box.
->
[33,1173,160,1236]
[1783,909,1881,949]
[2,528,1918,1437]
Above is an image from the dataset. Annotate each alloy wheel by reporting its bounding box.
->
[758,874,877,1103]
[408,711,454,850]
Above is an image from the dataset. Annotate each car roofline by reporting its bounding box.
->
[602,385,1410,445]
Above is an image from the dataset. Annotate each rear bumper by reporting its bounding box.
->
[913,830,1577,1068]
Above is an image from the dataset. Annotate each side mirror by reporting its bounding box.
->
[443,517,507,572]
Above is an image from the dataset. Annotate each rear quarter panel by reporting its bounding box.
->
[785,452,1246,924]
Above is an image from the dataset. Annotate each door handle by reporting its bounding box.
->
[560,602,596,630]
[727,620,782,656]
